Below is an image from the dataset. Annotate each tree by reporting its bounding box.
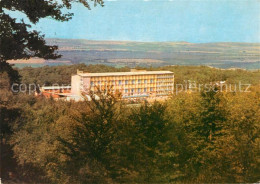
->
[0,0,104,63]
[165,92,203,182]
[9,98,72,183]
[0,0,104,84]
[57,89,125,183]
[196,88,227,142]
[126,101,174,182]
[212,91,260,182]
[0,1,104,182]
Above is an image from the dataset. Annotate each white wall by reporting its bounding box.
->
[71,75,81,95]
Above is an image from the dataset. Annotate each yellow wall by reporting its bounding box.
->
[84,73,174,98]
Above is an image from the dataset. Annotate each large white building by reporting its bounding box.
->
[71,69,174,99]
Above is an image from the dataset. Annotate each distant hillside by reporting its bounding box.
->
[12,39,260,69]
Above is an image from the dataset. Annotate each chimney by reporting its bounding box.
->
[130,69,147,72]
[77,69,83,74]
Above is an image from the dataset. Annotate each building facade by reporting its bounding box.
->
[71,69,174,99]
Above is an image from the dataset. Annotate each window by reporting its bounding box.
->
[144,79,147,84]
[144,88,147,92]
[125,89,128,93]
[132,80,135,84]
[91,81,94,86]
[138,79,141,84]
[131,89,134,93]
[125,80,128,85]
[112,80,115,85]
[150,79,153,83]
[150,87,153,92]
[119,80,122,85]
[98,81,101,85]
[138,88,141,93]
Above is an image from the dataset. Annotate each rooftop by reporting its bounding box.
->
[75,69,174,77]
[41,86,71,90]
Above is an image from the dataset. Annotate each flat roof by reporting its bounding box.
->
[41,86,71,90]
[76,71,174,77]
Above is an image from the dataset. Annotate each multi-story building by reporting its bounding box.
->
[71,69,174,99]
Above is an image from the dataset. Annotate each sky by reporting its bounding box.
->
[8,0,260,43]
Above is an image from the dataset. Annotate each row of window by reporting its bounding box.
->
[87,87,172,94]
[90,79,158,86]
[123,88,173,94]
[124,88,154,93]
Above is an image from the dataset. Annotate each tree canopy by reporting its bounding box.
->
[0,0,104,62]
[1,64,260,183]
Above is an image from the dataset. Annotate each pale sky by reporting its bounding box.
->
[8,0,260,43]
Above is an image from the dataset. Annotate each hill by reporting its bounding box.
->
[11,39,260,69]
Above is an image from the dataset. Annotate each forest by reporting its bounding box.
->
[1,0,259,182]
[1,64,259,183]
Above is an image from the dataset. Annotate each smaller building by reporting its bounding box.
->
[38,86,71,99]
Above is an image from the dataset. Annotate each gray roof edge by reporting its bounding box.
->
[78,71,174,77]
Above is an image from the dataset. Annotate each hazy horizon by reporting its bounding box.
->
[46,38,260,44]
